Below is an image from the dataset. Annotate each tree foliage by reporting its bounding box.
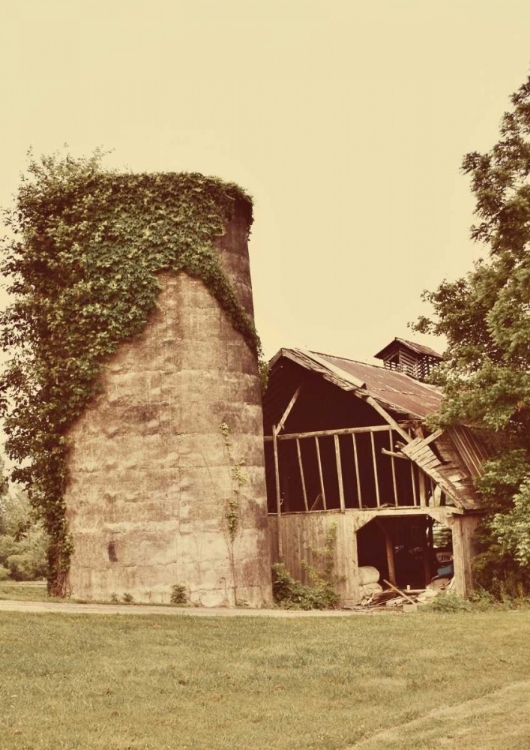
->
[0,466,48,581]
[414,73,530,589]
[0,150,258,594]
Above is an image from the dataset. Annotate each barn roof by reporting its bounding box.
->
[270,348,442,419]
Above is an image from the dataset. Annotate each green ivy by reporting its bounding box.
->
[0,150,261,595]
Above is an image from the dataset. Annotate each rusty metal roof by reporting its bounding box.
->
[274,348,442,419]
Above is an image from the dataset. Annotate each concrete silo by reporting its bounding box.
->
[64,181,272,607]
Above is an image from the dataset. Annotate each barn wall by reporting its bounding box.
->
[269,511,359,606]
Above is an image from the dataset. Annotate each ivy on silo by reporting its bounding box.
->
[0,150,261,595]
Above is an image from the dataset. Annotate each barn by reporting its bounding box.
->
[263,339,491,606]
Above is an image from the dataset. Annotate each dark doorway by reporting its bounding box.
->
[357,515,435,590]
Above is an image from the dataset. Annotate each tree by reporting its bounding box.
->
[0,461,48,581]
[414,73,530,595]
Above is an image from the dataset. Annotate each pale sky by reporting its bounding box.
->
[1,1,530,362]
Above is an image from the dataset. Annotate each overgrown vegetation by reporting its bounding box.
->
[0,465,48,581]
[272,525,341,609]
[219,421,247,542]
[0,150,260,594]
[413,73,530,597]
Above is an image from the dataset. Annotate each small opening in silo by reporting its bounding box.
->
[108,542,118,563]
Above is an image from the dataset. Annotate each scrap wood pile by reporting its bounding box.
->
[354,566,454,611]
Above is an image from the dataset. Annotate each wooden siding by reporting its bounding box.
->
[269,511,359,606]
[268,506,478,605]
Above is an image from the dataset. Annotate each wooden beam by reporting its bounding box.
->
[371,431,381,507]
[377,519,396,585]
[419,469,427,508]
[276,384,302,434]
[421,429,443,447]
[389,432,398,507]
[411,462,418,506]
[383,579,417,605]
[352,433,362,509]
[385,531,396,585]
[315,437,327,510]
[264,425,392,442]
[381,448,408,459]
[272,425,283,557]
[334,434,345,512]
[423,517,432,586]
[296,438,309,511]
[362,394,413,443]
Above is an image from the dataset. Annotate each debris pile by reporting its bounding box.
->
[356,565,454,612]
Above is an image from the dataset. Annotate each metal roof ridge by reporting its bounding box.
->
[295,348,367,389]
[308,349,385,370]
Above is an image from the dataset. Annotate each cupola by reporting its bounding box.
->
[374,337,442,381]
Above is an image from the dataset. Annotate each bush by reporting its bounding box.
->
[3,525,48,580]
[0,565,10,581]
[0,484,49,581]
[272,563,340,610]
[170,584,188,605]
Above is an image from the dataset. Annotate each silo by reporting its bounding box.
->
[64,181,272,607]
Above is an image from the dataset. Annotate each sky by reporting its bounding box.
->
[1,0,530,363]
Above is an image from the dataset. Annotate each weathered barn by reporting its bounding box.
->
[263,339,490,606]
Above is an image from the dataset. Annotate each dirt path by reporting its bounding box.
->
[0,599,369,617]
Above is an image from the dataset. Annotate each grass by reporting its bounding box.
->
[1,610,530,749]
[0,580,51,602]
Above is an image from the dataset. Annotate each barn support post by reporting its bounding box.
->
[451,513,481,598]
[272,425,282,557]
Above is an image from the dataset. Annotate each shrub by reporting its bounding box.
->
[0,523,48,581]
[272,563,340,610]
[170,584,188,605]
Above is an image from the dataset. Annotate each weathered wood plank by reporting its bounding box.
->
[371,431,381,507]
[334,434,346,512]
[315,437,327,510]
[389,431,398,506]
[296,438,309,511]
[272,426,283,556]
[264,425,392,442]
[362,394,413,442]
[276,384,302,434]
[352,433,362,508]
[411,462,418,506]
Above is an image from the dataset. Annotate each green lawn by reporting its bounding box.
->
[1,610,530,749]
[0,581,50,602]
